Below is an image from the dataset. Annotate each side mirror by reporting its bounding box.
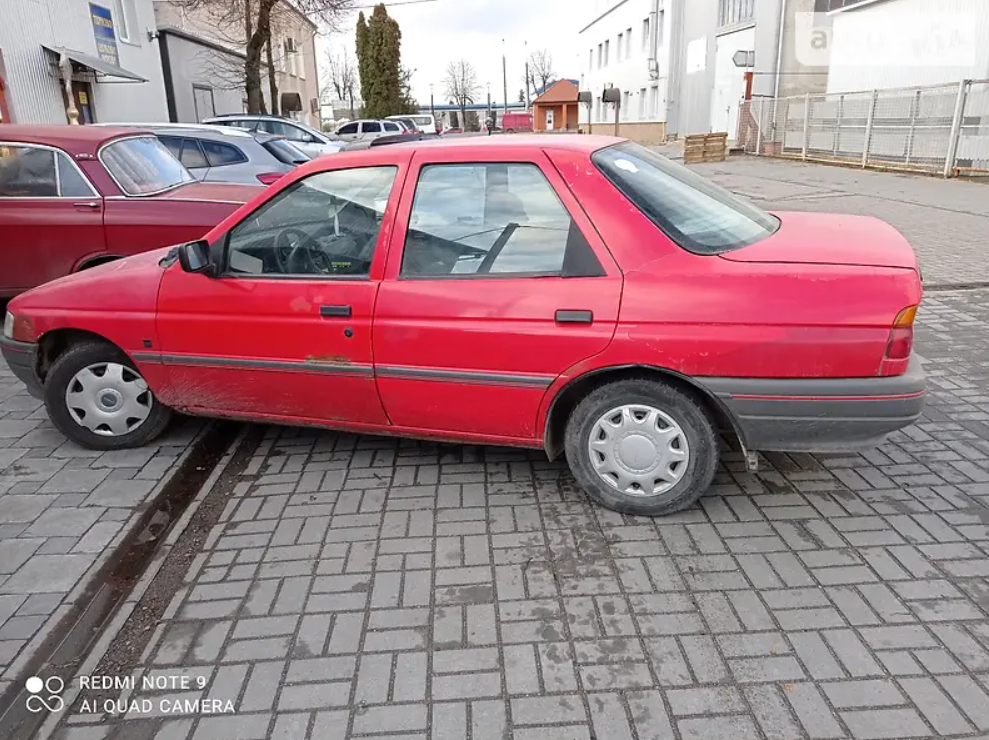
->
[177,240,215,276]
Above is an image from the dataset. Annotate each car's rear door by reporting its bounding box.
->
[360,121,382,141]
[0,142,105,294]
[372,146,623,441]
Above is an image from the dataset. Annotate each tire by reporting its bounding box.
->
[44,340,173,450]
[564,378,718,517]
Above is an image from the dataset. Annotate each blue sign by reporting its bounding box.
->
[89,3,119,66]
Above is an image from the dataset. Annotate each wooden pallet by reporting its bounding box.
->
[683,132,729,164]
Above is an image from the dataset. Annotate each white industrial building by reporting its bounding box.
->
[0,0,168,124]
[579,0,829,142]
[822,0,989,93]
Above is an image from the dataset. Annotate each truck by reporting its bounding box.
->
[501,112,533,133]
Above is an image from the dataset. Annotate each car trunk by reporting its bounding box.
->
[154,181,262,204]
[720,212,918,271]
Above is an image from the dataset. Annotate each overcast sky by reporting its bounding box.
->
[318,0,583,107]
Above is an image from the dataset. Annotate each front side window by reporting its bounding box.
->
[225,166,397,278]
[402,163,600,278]
[383,122,401,133]
[282,124,312,143]
[158,137,208,170]
[337,122,359,135]
[0,145,94,197]
[592,141,778,255]
[101,136,194,195]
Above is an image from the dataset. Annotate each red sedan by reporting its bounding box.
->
[0,125,260,296]
[1,136,925,516]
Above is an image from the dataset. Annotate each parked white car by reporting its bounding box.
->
[203,115,343,159]
[387,113,438,133]
[334,119,406,143]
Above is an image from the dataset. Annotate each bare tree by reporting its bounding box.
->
[444,59,479,132]
[169,0,353,114]
[528,48,555,95]
[324,47,359,118]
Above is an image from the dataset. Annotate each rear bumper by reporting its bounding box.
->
[697,359,926,453]
[0,337,43,399]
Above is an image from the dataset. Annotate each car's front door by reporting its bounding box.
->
[335,122,359,143]
[0,142,105,295]
[372,147,623,441]
[154,162,404,424]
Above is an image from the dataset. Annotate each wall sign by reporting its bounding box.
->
[89,4,119,66]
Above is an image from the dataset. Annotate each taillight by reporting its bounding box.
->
[256,172,283,185]
[881,305,917,373]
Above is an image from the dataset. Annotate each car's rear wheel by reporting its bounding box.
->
[565,379,718,516]
[44,341,172,450]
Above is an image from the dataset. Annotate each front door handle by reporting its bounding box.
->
[73,201,100,209]
[556,310,593,325]
[320,305,352,318]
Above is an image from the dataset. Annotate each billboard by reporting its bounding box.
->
[89,3,120,67]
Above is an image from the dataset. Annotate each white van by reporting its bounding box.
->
[387,114,438,134]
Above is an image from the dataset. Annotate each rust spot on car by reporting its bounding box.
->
[306,354,352,364]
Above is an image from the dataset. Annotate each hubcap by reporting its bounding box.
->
[587,404,689,496]
[64,362,152,437]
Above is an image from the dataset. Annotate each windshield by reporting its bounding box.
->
[101,136,194,195]
[262,138,310,165]
[591,141,779,254]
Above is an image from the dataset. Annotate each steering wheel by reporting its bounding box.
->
[273,227,330,274]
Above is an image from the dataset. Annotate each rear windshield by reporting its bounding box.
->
[262,138,310,165]
[101,136,194,195]
[591,141,779,255]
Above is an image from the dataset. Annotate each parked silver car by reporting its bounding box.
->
[203,114,343,158]
[334,119,407,144]
[91,123,310,186]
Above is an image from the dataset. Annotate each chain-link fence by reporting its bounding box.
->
[736,80,989,177]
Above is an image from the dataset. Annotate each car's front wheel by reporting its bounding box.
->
[565,379,719,516]
[44,341,172,450]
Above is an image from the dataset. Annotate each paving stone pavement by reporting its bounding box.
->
[43,288,989,740]
[0,358,203,698]
[692,157,989,288]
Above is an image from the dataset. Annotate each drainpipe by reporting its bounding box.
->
[665,0,684,138]
[773,0,787,101]
[647,0,661,81]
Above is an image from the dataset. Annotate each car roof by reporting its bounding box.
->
[392,133,623,153]
[0,124,150,156]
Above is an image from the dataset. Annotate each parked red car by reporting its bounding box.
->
[1,136,925,516]
[0,125,261,296]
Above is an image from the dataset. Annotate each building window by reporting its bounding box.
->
[588,48,593,71]
[622,91,630,120]
[649,86,659,118]
[597,43,603,69]
[112,0,139,44]
[603,39,610,66]
[657,10,665,45]
[642,17,650,52]
[639,87,647,120]
[626,27,633,58]
[617,33,624,61]
[815,0,875,10]
[192,85,216,120]
[719,0,755,27]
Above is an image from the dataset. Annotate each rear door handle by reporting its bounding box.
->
[556,310,593,325]
[320,305,352,318]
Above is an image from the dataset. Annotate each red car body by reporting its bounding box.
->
[0,125,260,296]
[3,135,924,498]
[502,113,534,132]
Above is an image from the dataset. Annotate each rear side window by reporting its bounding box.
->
[0,145,95,197]
[383,122,401,132]
[262,139,309,165]
[202,140,247,166]
[591,141,779,255]
[362,122,382,133]
[401,162,603,278]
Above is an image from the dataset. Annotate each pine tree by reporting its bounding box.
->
[355,4,403,118]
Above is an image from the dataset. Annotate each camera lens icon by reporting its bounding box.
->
[25,676,65,713]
